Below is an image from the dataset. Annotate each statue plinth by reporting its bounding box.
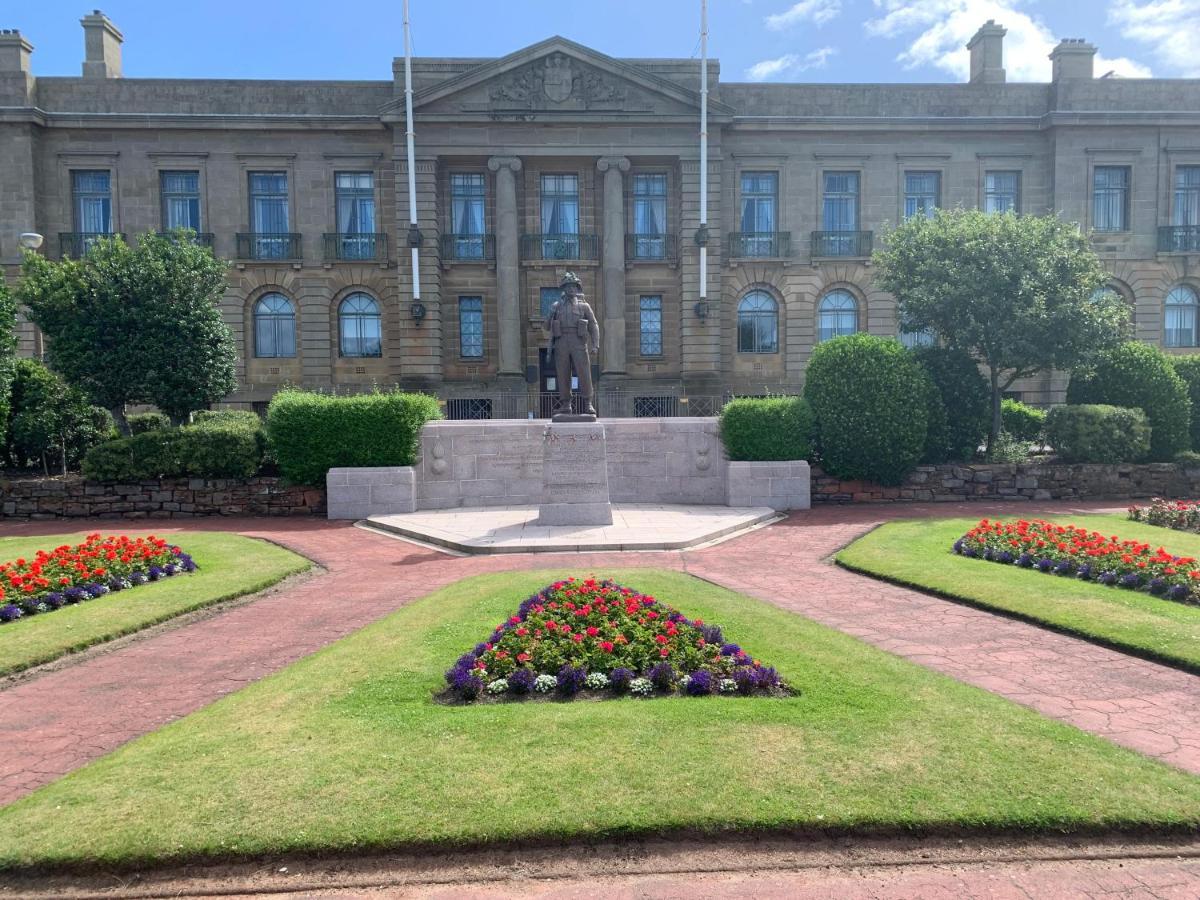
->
[536,422,612,526]
[550,412,597,423]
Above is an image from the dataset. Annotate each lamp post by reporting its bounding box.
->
[18,232,43,251]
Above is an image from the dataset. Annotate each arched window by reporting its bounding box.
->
[253,292,296,358]
[1166,285,1199,348]
[737,290,778,353]
[339,292,383,357]
[1092,284,1135,327]
[818,290,858,342]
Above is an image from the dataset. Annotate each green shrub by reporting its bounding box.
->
[1067,341,1191,461]
[127,412,171,434]
[81,424,263,481]
[1000,398,1046,443]
[910,346,989,463]
[266,389,442,486]
[1170,355,1200,452]
[718,396,813,461]
[985,430,1032,464]
[804,334,929,485]
[5,358,112,473]
[192,408,262,429]
[1174,450,1200,466]
[1046,404,1151,464]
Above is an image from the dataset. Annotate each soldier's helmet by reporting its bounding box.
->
[560,271,583,294]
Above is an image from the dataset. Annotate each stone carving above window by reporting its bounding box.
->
[487,53,628,109]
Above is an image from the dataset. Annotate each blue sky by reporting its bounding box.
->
[9,1,1199,83]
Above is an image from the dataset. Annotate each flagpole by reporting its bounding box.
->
[699,0,708,307]
[403,0,420,304]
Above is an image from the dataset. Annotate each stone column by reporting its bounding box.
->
[488,156,523,377]
[597,156,630,376]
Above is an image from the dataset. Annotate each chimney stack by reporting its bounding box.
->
[0,29,34,105]
[81,9,122,79]
[1050,39,1096,82]
[967,20,1006,84]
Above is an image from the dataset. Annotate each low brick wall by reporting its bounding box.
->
[0,476,325,519]
[812,461,1200,504]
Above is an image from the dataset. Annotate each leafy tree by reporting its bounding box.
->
[874,209,1128,450]
[910,345,989,463]
[6,358,113,475]
[0,278,18,438]
[17,234,236,433]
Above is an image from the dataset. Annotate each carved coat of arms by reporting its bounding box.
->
[542,55,574,102]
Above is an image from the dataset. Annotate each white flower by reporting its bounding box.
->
[585,672,609,690]
[629,677,654,697]
[534,674,557,693]
[487,678,509,695]
[719,678,738,694]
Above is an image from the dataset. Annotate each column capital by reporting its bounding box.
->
[596,156,630,173]
[487,156,523,173]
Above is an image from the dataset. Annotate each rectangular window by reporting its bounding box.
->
[904,171,939,220]
[249,172,289,259]
[539,286,562,319]
[72,170,112,235]
[1174,166,1200,227]
[1093,166,1130,232]
[632,173,668,259]
[739,172,777,255]
[160,171,201,231]
[822,171,861,256]
[449,172,486,259]
[985,171,1020,213]
[335,172,376,260]
[459,296,484,359]
[1166,301,1197,348]
[639,295,663,356]
[541,174,579,258]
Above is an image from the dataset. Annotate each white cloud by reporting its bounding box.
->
[1109,0,1200,76]
[865,0,1151,82]
[745,46,838,81]
[765,0,842,30]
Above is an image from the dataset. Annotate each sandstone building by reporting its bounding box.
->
[2,12,1199,416]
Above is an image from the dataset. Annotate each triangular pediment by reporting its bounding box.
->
[386,37,731,119]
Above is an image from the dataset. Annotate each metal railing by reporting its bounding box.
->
[1159,225,1200,253]
[156,230,214,247]
[519,233,600,261]
[236,232,302,261]
[440,233,496,261]
[440,391,732,421]
[323,232,388,262]
[625,233,678,262]
[58,232,125,258]
[728,231,790,258]
[811,230,874,258]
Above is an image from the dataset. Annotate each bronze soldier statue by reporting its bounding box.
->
[545,271,601,417]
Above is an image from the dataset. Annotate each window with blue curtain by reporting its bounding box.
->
[160,171,200,231]
[818,290,858,342]
[822,172,860,256]
[1174,166,1200,227]
[335,172,376,260]
[1165,285,1199,348]
[985,171,1020,213]
[540,174,579,257]
[339,292,383,357]
[253,293,296,358]
[740,172,777,256]
[1093,166,1129,232]
[459,296,484,358]
[450,173,486,260]
[249,172,289,259]
[904,172,939,220]
[72,170,112,235]
[639,295,663,356]
[737,290,778,353]
[633,174,667,258]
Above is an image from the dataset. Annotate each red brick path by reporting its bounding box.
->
[0,501,1197,809]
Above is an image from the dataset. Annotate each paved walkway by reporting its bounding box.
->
[0,500,1197,807]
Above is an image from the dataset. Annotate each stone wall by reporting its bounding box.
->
[0,476,325,519]
[812,461,1200,504]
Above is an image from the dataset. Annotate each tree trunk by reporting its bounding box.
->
[111,405,131,437]
[988,366,1003,455]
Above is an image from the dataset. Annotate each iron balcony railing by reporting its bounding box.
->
[58,232,125,258]
[156,230,214,247]
[1159,225,1200,253]
[323,232,388,262]
[811,230,874,258]
[236,233,302,261]
[728,231,791,259]
[440,233,496,261]
[625,233,678,262]
[520,233,600,261]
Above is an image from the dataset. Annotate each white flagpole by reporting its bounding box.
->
[699,0,708,305]
[404,0,420,302]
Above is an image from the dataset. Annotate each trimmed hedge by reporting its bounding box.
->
[266,389,442,486]
[804,334,929,486]
[1067,341,1191,461]
[1170,355,1200,452]
[718,396,813,461]
[81,424,263,481]
[910,346,989,463]
[127,412,171,434]
[1000,399,1047,444]
[193,409,263,429]
[1045,404,1151,464]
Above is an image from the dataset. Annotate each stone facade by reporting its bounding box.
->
[2,15,1200,411]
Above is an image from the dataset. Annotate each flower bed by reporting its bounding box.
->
[952,518,1199,605]
[0,533,196,624]
[441,577,788,702]
[1128,498,1200,534]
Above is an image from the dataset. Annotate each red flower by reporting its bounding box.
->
[655,634,668,644]
[659,647,669,657]
[599,641,614,653]
[586,626,599,637]
[517,652,531,663]
[571,633,583,643]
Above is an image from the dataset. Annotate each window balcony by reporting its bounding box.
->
[728,231,790,259]
[625,233,678,262]
[1159,226,1200,253]
[322,232,388,262]
[236,233,302,261]
[156,230,214,248]
[520,233,599,261]
[58,232,125,259]
[440,233,496,262]
[811,230,874,259]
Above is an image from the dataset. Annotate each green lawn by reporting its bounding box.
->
[2,568,1197,872]
[0,531,311,676]
[837,514,1200,672]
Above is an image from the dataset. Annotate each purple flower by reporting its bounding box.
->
[1053,560,1073,575]
[732,667,759,695]
[961,547,978,558]
[508,667,536,694]
[1036,558,1055,572]
[1119,572,1141,588]
[449,668,484,700]
[699,624,724,645]
[719,643,742,657]
[64,587,87,603]
[1148,578,1168,595]
[44,592,65,609]
[608,667,634,693]
[755,666,781,689]
[1168,584,1190,602]
[684,670,714,695]
[148,566,165,580]
[998,551,1015,564]
[556,664,587,697]
[952,539,964,554]
[86,583,108,598]
[1098,571,1118,585]
[473,643,490,658]
[1076,564,1093,580]
[1016,553,1034,568]
[648,661,676,690]
[0,604,22,623]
